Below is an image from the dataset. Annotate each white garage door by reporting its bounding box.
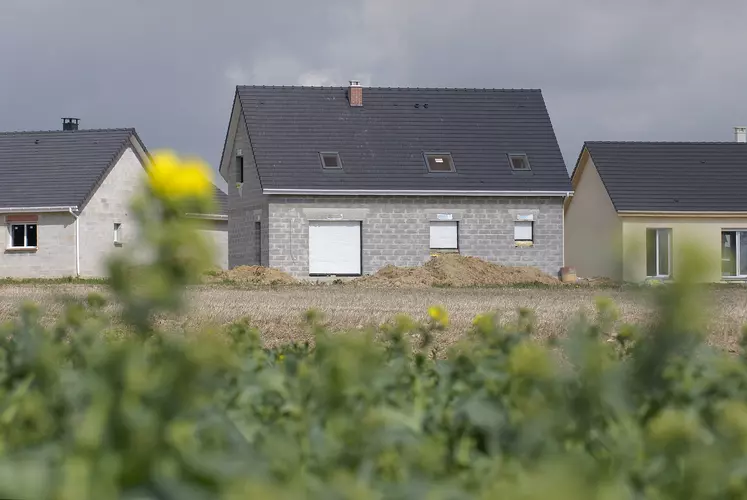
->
[308,221,361,275]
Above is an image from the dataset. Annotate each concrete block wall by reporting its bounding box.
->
[267,196,564,278]
[227,114,268,268]
[78,147,145,277]
[0,213,76,278]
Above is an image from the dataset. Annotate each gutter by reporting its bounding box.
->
[68,208,80,277]
[185,213,228,221]
[0,206,79,214]
[262,189,574,197]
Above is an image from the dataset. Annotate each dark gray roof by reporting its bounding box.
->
[235,86,571,192]
[212,185,228,215]
[0,128,141,209]
[583,141,747,212]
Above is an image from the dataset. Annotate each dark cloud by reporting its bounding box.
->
[2,0,746,191]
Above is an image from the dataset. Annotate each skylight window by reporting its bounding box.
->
[509,154,531,171]
[319,152,342,169]
[424,153,455,173]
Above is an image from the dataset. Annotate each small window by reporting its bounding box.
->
[514,221,533,244]
[509,154,531,171]
[114,223,122,245]
[424,153,455,173]
[319,152,342,169]
[254,221,262,265]
[9,223,37,248]
[236,155,244,184]
[430,221,458,251]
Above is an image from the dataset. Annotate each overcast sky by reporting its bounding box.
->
[2,0,746,191]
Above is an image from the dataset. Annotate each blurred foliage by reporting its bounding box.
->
[0,153,745,499]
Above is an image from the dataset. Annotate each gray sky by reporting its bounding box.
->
[2,0,746,191]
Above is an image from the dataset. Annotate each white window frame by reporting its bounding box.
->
[646,228,672,278]
[721,230,747,278]
[429,221,459,251]
[514,221,534,243]
[7,223,38,249]
[113,223,122,245]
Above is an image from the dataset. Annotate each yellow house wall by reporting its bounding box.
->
[621,217,747,282]
[564,153,623,280]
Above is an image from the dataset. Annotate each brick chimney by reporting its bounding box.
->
[348,80,362,107]
[735,126,747,143]
[62,118,80,131]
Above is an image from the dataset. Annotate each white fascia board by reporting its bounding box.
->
[262,189,574,197]
[0,206,79,214]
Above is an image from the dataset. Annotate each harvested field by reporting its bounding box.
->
[0,284,746,352]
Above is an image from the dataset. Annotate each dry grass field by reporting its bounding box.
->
[1,283,746,352]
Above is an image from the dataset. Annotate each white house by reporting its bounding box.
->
[0,119,227,278]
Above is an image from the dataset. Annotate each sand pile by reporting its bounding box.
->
[207,266,297,286]
[352,254,559,288]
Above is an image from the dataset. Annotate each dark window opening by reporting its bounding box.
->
[236,155,244,184]
[254,221,262,265]
[27,224,37,248]
[509,154,531,171]
[424,153,455,173]
[320,152,342,169]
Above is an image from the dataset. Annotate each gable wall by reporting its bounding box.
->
[564,154,623,280]
[78,146,145,277]
[228,113,268,268]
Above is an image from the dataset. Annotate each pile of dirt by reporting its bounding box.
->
[208,266,298,286]
[351,254,560,288]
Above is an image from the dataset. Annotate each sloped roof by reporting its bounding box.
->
[583,141,747,212]
[212,185,228,215]
[0,128,142,209]
[233,86,571,193]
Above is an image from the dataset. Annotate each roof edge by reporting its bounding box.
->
[618,211,747,218]
[263,189,573,197]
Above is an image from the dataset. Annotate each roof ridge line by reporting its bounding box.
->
[0,127,137,136]
[236,85,542,92]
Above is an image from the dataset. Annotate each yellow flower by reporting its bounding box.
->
[428,305,449,328]
[148,150,212,201]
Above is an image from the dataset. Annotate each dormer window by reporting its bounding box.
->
[509,154,531,171]
[424,153,455,173]
[320,152,342,169]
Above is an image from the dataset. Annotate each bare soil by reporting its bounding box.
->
[351,254,560,288]
[206,266,298,286]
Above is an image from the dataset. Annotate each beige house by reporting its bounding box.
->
[565,130,747,282]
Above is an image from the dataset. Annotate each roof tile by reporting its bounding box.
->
[236,86,571,192]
